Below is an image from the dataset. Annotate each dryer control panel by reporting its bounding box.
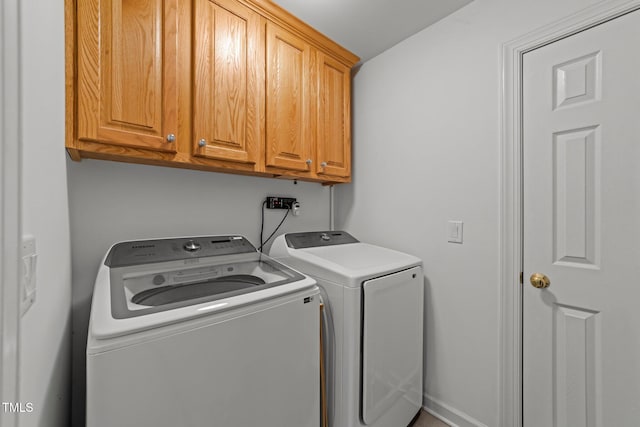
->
[284,231,359,249]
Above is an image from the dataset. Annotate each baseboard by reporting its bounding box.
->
[423,394,489,427]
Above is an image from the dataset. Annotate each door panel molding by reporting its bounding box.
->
[552,126,601,268]
[500,1,640,426]
[553,304,601,427]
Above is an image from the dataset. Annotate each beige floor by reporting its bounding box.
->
[409,409,450,427]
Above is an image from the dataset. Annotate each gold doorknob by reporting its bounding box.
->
[530,273,550,289]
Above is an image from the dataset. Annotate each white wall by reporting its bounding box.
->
[67,159,331,425]
[336,0,602,425]
[20,0,72,426]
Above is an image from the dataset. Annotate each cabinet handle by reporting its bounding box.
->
[320,162,327,168]
[198,139,206,147]
[306,159,312,166]
[166,134,176,143]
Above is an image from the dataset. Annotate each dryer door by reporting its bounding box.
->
[361,266,423,424]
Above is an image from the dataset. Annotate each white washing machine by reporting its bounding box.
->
[270,231,424,427]
[86,235,320,427]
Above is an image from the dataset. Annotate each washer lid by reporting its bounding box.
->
[112,254,305,320]
[270,232,422,287]
[90,236,317,339]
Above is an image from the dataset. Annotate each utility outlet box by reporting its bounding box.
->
[266,196,297,210]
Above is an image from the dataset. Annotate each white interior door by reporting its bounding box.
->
[523,10,640,427]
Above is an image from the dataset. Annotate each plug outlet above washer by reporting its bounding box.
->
[266,196,297,209]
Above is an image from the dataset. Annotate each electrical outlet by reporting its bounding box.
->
[266,196,297,209]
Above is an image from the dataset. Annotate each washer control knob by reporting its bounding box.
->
[152,274,166,286]
[321,233,331,241]
[183,240,201,252]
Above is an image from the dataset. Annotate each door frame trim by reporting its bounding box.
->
[500,1,640,425]
[0,0,21,423]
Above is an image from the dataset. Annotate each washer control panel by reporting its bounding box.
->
[183,240,201,252]
[105,236,257,268]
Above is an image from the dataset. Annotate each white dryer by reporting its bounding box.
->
[86,235,320,427]
[270,231,424,427]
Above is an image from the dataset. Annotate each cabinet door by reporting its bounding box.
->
[193,0,263,165]
[77,0,178,152]
[265,22,316,172]
[317,54,351,178]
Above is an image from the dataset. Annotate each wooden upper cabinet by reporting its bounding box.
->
[67,0,359,182]
[76,0,178,152]
[317,53,352,178]
[265,22,316,173]
[192,0,263,165]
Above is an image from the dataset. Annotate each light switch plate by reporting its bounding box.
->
[447,221,463,244]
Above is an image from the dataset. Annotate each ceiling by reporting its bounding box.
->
[271,0,473,63]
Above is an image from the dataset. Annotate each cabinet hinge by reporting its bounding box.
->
[519,272,524,285]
